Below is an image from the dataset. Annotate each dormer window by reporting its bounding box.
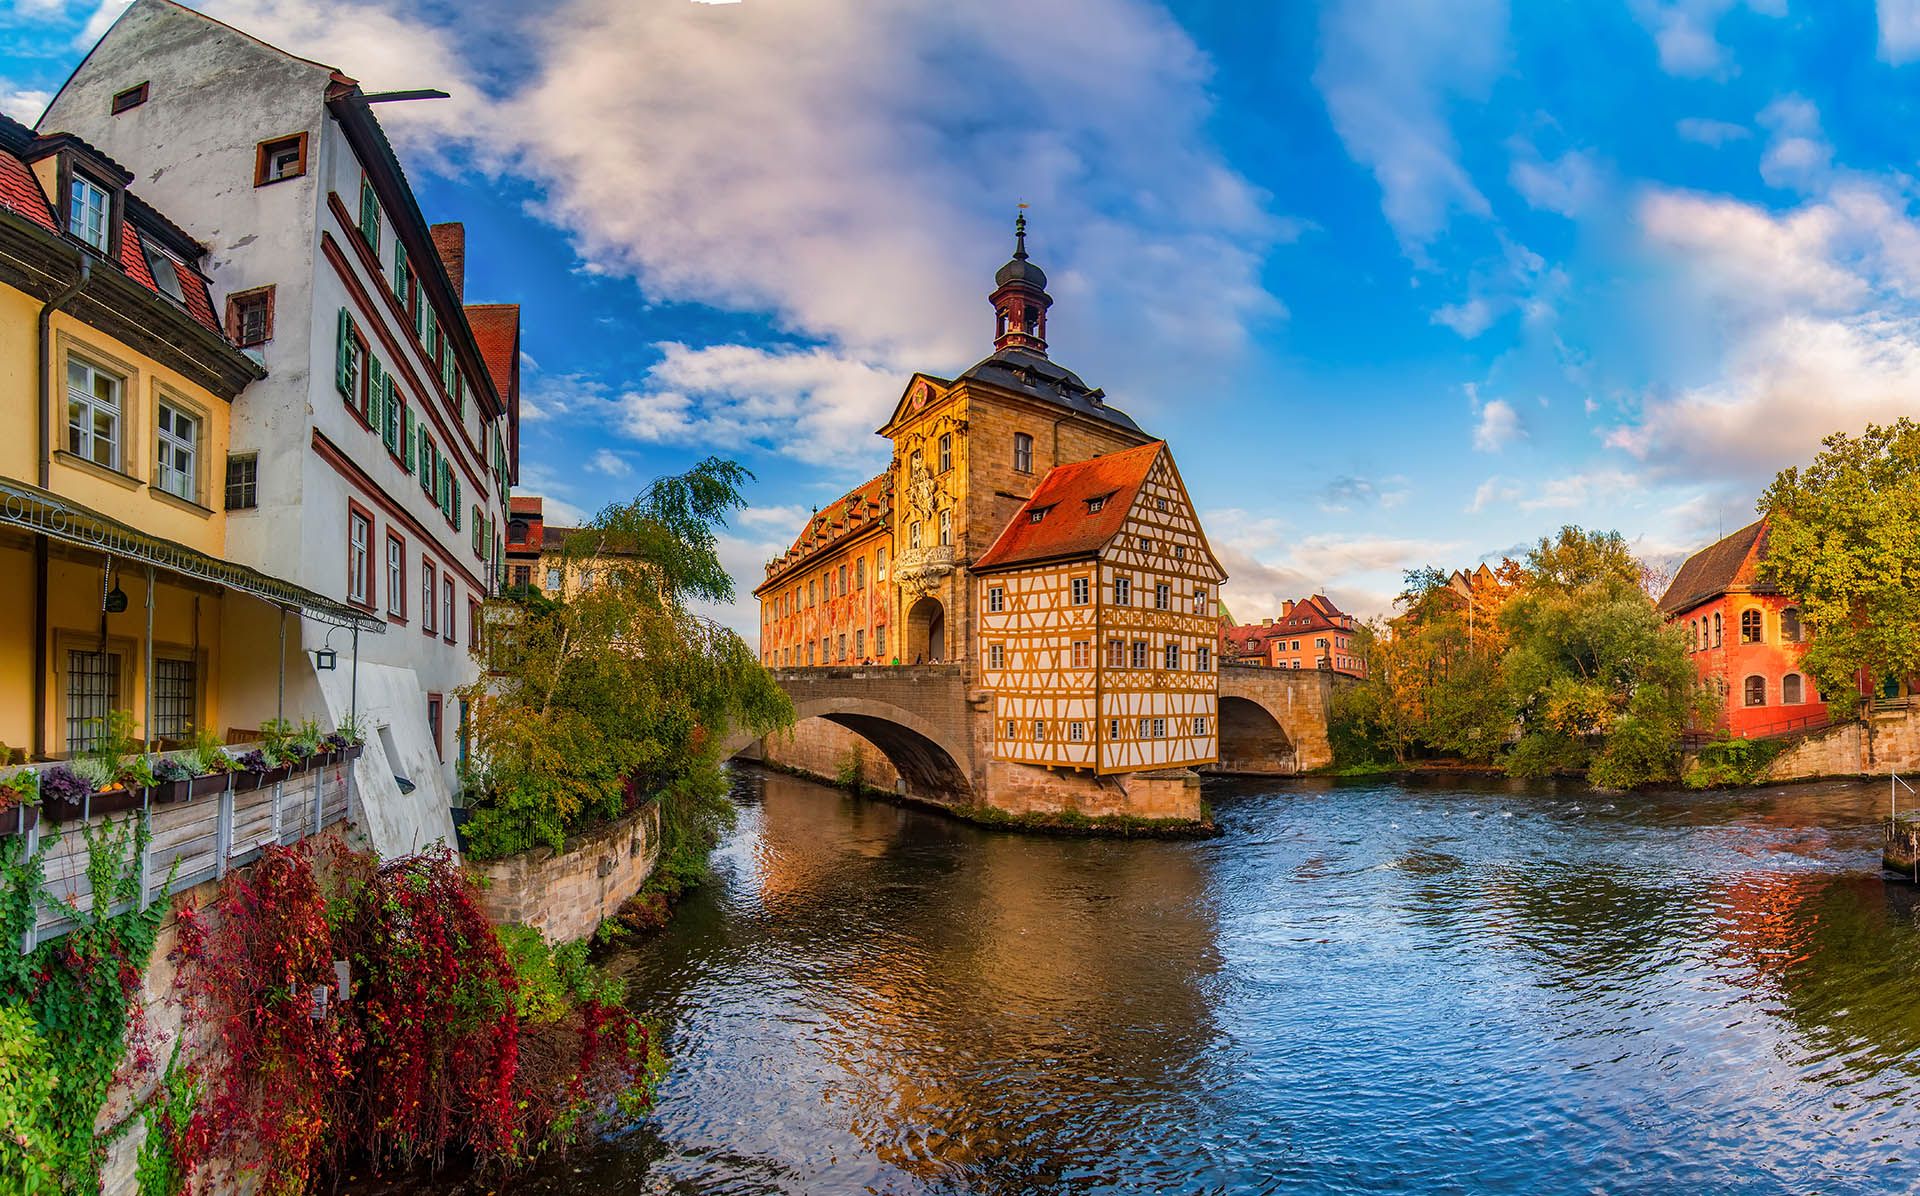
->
[1029,505,1053,524]
[1085,495,1107,514]
[69,174,111,252]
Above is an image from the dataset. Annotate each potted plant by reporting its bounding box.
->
[182,729,233,797]
[150,756,193,805]
[0,768,39,839]
[337,716,366,762]
[39,763,94,822]
[228,749,277,792]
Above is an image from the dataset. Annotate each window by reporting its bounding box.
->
[1782,607,1803,643]
[1072,640,1090,668]
[1194,588,1208,615]
[856,558,866,589]
[224,452,258,510]
[427,694,443,760]
[1006,719,1018,741]
[808,642,816,665]
[1198,645,1211,671]
[1137,537,1152,551]
[111,83,148,113]
[877,548,889,581]
[1029,508,1047,524]
[1155,583,1170,610]
[1740,609,1763,644]
[938,432,952,472]
[228,287,274,347]
[1744,675,1767,707]
[358,177,381,251]
[1174,544,1186,561]
[988,586,1005,613]
[1071,576,1090,605]
[336,309,365,408]
[152,657,195,740]
[68,174,111,252]
[989,643,1004,669]
[1013,432,1033,473]
[1109,718,1122,741]
[1783,673,1804,705]
[1151,718,1166,739]
[837,634,848,661]
[1131,641,1148,668]
[254,133,307,185]
[545,567,562,590]
[838,564,848,593]
[1193,717,1207,736]
[939,509,952,546]
[1086,495,1106,514]
[347,506,372,606]
[1069,721,1086,743]
[424,559,444,634]
[1114,576,1131,606]
[386,533,406,618]
[808,579,817,607]
[66,355,122,469]
[1107,639,1124,666]
[1032,720,1045,742]
[1165,642,1180,670]
[1136,717,1149,739]
[155,401,197,501]
[443,578,456,643]
[910,522,922,550]
[65,649,120,754]
[1713,612,1723,646]
[144,244,184,301]
[876,625,887,657]
[855,629,865,658]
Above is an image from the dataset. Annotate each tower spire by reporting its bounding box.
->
[991,205,1051,356]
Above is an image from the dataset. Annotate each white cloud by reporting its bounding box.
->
[619,342,903,469]
[1509,147,1600,217]
[1676,116,1750,146]
[1637,188,1866,315]
[0,82,51,123]
[1314,0,1505,255]
[586,449,630,477]
[1318,474,1411,513]
[75,0,130,48]
[1628,0,1783,78]
[1473,397,1524,452]
[1468,476,1521,513]
[1434,296,1497,338]
[1879,0,1920,63]
[1757,94,1831,191]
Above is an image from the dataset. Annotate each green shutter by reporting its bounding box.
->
[394,238,407,294]
[366,357,384,425]
[423,305,436,358]
[453,478,463,530]
[383,378,399,453]
[402,405,416,472]
[335,308,354,398]
[359,179,380,251]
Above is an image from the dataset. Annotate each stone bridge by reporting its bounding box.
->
[725,662,1352,812]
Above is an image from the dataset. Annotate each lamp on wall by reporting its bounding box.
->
[312,625,339,671]
[100,555,128,613]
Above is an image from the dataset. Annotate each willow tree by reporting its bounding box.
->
[1760,418,1920,713]
[460,458,792,881]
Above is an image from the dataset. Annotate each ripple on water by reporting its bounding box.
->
[480,771,1920,1196]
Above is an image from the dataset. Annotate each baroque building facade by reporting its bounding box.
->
[756,219,1226,796]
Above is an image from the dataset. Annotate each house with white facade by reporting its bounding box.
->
[40,0,522,855]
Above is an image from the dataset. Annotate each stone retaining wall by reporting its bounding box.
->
[470,801,662,943]
[1748,707,1920,781]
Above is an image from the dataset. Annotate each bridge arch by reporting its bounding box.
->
[730,689,974,803]
[1215,694,1298,775]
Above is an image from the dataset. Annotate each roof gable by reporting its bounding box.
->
[877,373,955,436]
[973,441,1164,572]
[1658,519,1771,614]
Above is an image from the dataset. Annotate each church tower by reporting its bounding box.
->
[990,212,1052,355]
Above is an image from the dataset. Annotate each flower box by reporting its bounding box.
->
[262,763,293,786]
[0,804,37,839]
[229,771,265,793]
[150,778,192,806]
[43,785,140,823]
[190,772,231,798]
[341,744,364,763]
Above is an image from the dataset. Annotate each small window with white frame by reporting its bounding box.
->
[988,585,1005,613]
[1069,721,1086,743]
[1070,576,1090,605]
[68,173,112,253]
[66,355,123,470]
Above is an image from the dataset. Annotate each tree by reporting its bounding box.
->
[1500,527,1711,786]
[1759,418,1920,712]
[461,458,793,876]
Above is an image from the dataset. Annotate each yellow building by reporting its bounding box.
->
[0,114,379,758]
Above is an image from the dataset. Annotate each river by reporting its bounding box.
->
[514,767,1920,1195]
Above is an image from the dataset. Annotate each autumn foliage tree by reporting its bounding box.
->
[461,458,792,878]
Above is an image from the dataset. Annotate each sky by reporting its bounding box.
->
[5,0,1920,644]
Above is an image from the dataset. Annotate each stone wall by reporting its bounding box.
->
[470,801,662,943]
[757,717,903,790]
[1763,707,1920,781]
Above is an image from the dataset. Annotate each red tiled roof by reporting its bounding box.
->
[973,441,1164,572]
[781,474,889,559]
[0,151,55,230]
[1222,595,1353,655]
[1658,519,1771,614]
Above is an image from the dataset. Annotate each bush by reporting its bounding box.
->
[1684,735,1786,788]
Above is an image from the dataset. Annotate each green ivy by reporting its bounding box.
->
[134,1042,203,1196]
[0,817,170,1193]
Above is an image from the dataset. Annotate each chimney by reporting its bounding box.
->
[1281,600,1295,616]
[1262,617,1273,626]
[430,222,466,300]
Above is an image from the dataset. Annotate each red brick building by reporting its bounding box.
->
[1657,519,1832,737]
[1220,595,1366,678]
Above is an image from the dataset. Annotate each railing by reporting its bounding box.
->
[1874,696,1914,714]
[7,749,359,952]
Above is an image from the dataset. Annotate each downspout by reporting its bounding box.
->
[33,257,90,759]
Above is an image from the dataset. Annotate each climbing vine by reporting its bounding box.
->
[0,816,169,1193]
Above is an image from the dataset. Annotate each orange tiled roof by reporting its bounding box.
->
[761,473,891,586]
[972,441,1164,572]
[466,303,520,402]
[1222,595,1353,655]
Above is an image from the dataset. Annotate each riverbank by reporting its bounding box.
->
[754,756,1218,838]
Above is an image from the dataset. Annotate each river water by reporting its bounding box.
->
[518,767,1920,1195]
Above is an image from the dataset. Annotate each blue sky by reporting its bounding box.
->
[6,0,1920,642]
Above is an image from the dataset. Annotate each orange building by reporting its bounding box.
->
[1658,519,1835,737]
[758,474,894,667]
[1220,595,1366,678]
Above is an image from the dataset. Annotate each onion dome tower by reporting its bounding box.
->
[990,211,1052,356]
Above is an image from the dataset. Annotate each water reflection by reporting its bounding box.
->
[508,770,1920,1195]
